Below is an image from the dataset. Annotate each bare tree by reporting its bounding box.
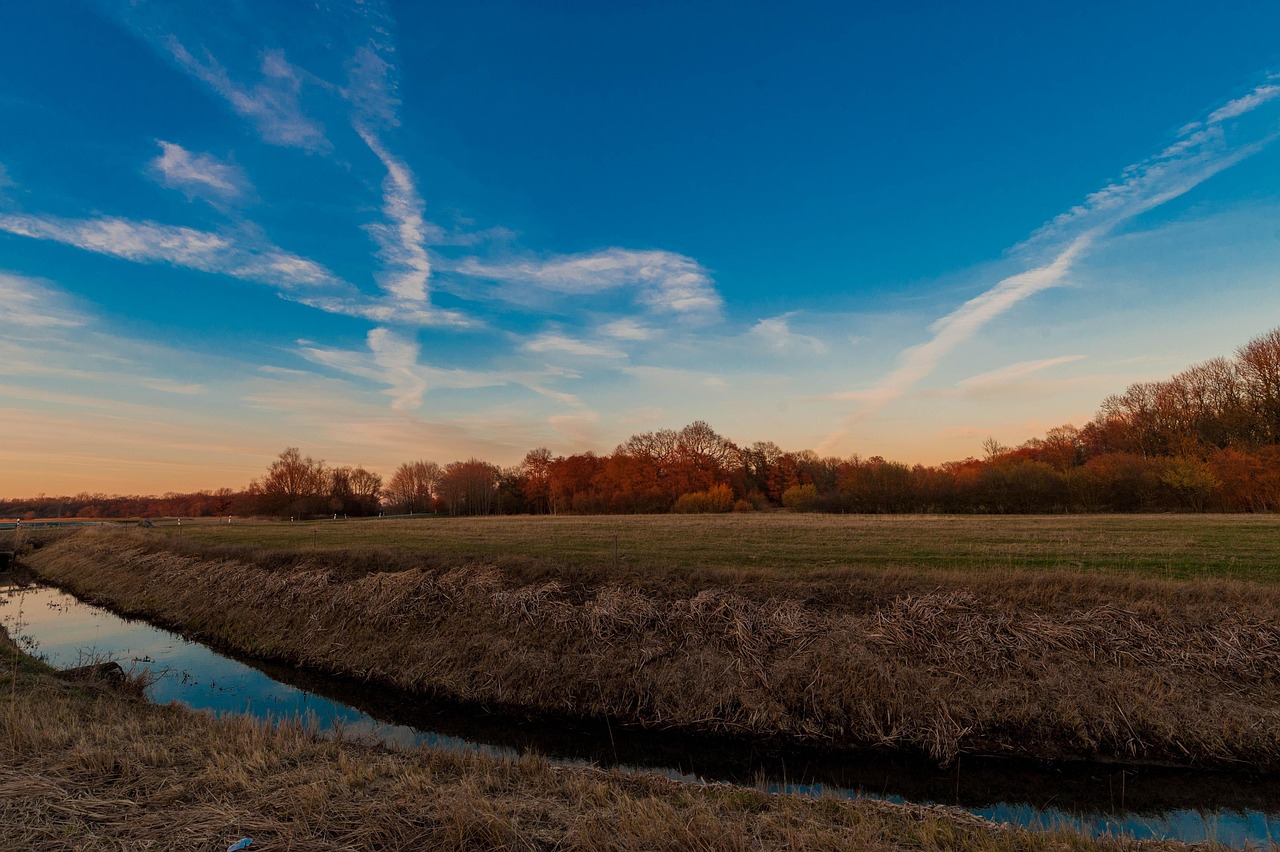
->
[250,447,328,516]
[329,465,383,515]
[438,459,499,516]
[1238,329,1280,444]
[386,460,441,514]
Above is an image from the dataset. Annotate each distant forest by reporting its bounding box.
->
[8,328,1280,519]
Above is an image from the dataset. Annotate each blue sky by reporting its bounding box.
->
[3,1,1280,494]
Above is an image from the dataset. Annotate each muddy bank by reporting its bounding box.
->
[22,528,1280,770]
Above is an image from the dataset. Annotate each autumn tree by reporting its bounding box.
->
[385,460,441,514]
[1237,329,1280,445]
[613,429,680,506]
[739,440,784,503]
[673,420,739,493]
[328,465,383,516]
[1159,457,1220,512]
[671,483,735,513]
[520,448,554,514]
[552,453,609,513]
[438,459,499,516]
[249,447,329,517]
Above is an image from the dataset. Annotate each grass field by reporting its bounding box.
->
[163,512,1280,583]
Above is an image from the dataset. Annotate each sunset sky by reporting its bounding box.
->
[3,1,1280,495]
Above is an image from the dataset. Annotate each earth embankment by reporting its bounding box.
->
[22,527,1280,769]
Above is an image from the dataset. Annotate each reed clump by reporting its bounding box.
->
[2,626,1184,851]
[24,527,1280,769]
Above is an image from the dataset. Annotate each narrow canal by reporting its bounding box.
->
[3,576,1277,848]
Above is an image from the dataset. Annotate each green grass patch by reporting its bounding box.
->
[164,513,1280,582]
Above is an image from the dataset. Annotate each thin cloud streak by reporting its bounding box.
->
[367,327,427,411]
[1206,84,1280,125]
[600,318,658,341]
[456,248,724,319]
[140,378,207,395]
[0,211,350,293]
[823,232,1094,407]
[956,355,1087,391]
[149,141,250,203]
[293,328,612,434]
[357,127,434,303]
[0,272,85,330]
[167,39,328,151]
[821,76,1280,452]
[293,293,475,328]
[524,332,627,360]
[1031,79,1280,247]
[341,7,480,327]
[748,313,828,355]
[296,331,505,412]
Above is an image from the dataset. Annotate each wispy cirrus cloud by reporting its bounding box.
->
[523,331,627,360]
[295,325,611,434]
[1205,84,1280,125]
[824,232,1095,411]
[357,128,433,303]
[954,355,1086,394]
[297,327,501,411]
[140,377,207,396]
[167,39,328,152]
[600,318,658,341]
[7,25,473,330]
[748,313,828,355]
[149,141,250,203]
[1029,80,1280,249]
[456,248,723,320]
[345,42,401,130]
[0,272,85,330]
[0,211,350,293]
[337,5,492,328]
[821,76,1280,451]
[340,18,718,332]
[366,327,427,411]
[293,293,475,328]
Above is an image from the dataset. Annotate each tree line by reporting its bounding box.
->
[6,328,1280,519]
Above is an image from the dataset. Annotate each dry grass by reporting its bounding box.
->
[22,527,1280,770]
[0,626,1183,851]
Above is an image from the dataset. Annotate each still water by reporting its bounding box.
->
[3,576,1278,848]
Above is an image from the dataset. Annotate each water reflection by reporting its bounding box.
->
[3,578,1277,848]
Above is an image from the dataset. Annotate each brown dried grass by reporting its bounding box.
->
[0,627,1179,851]
[23,528,1280,769]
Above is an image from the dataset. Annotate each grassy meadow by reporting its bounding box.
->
[163,512,1280,583]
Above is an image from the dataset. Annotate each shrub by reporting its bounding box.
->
[781,484,819,512]
[671,484,735,514]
